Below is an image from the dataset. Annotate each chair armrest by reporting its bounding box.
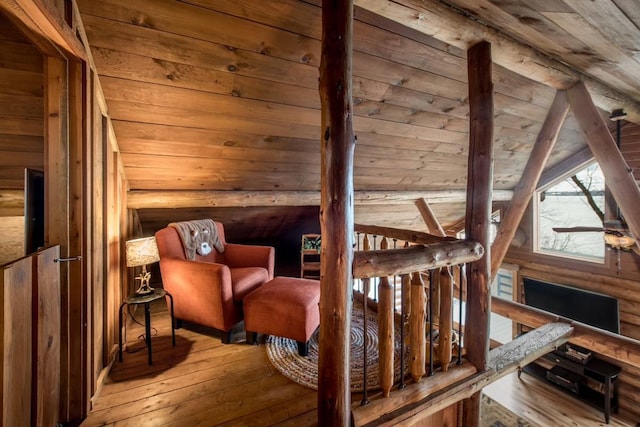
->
[224,244,275,280]
[159,258,233,306]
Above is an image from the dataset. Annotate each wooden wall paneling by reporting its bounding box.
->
[118,153,128,328]
[0,255,32,427]
[33,246,60,427]
[0,217,25,264]
[491,91,569,279]
[621,123,640,181]
[0,14,44,266]
[66,58,90,422]
[90,67,105,400]
[72,0,588,203]
[43,54,73,422]
[104,118,116,367]
[403,402,460,427]
[186,0,575,123]
[356,0,640,123]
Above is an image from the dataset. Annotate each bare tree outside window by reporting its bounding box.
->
[537,163,605,261]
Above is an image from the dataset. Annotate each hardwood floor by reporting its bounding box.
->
[83,299,636,426]
[483,370,635,427]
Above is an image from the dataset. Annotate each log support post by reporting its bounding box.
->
[463,40,494,427]
[318,0,355,424]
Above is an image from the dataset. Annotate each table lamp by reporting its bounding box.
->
[126,236,160,295]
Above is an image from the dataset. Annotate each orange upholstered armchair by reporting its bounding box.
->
[155,220,274,343]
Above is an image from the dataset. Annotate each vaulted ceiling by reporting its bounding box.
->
[76,0,639,240]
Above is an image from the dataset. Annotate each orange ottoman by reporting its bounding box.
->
[244,276,320,356]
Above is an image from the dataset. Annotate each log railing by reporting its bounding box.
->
[351,224,484,418]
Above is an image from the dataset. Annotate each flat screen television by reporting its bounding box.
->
[523,278,620,334]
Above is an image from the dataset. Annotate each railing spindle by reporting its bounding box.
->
[399,272,410,389]
[378,237,394,397]
[457,264,465,365]
[361,234,370,405]
[410,271,426,382]
[427,271,435,377]
[439,267,454,371]
[372,235,378,301]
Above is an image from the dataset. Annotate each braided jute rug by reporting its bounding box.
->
[265,300,403,391]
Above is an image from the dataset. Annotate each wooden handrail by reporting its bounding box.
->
[355,223,456,245]
[353,240,483,279]
[492,297,640,369]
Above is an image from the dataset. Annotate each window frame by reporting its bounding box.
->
[533,160,606,264]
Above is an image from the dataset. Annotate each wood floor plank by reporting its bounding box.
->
[483,371,634,427]
[84,299,636,427]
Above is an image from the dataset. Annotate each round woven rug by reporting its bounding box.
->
[266,301,403,391]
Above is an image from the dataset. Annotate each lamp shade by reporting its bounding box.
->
[126,236,160,268]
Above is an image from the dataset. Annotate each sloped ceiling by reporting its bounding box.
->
[76,0,632,240]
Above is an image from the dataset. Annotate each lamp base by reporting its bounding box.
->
[134,270,155,295]
[135,284,155,295]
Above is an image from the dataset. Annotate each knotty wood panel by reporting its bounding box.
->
[441,0,640,102]
[0,255,32,427]
[76,0,596,234]
[34,246,60,427]
[621,122,640,181]
[0,216,24,265]
[0,14,44,191]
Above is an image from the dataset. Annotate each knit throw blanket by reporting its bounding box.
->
[169,219,225,260]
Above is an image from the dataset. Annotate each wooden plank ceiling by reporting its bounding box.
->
[76,0,632,240]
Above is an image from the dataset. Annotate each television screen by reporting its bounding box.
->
[523,278,620,334]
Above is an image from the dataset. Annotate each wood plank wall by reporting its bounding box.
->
[505,204,640,420]
[76,0,594,234]
[0,13,43,265]
[621,122,640,182]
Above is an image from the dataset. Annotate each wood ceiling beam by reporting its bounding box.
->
[491,91,570,279]
[415,198,446,237]
[126,189,514,209]
[0,0,86,60]
[354,0,640,123]
[537,145,593,190]
[568,82,640,251]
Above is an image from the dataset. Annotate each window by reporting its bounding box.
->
[535,162,605,262]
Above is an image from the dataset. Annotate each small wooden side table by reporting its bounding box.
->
[118,288,176,365]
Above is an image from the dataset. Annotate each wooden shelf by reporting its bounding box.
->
[520,345,621,424]
[301,234,321,279]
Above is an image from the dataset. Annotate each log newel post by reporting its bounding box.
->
[318,0,355,424]
[463,40,494,427]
